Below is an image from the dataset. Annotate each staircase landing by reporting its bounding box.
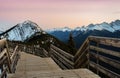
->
[8,52,100,78]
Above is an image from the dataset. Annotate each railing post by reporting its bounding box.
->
[96,42,99,75]
[49,45,52,57]
[87,39,90,69]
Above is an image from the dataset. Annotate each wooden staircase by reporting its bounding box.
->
[8,52,100,78]
[1,36,120,78]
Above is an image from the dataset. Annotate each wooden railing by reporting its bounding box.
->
[3,36,119,78]
[74,36,120,78]
[7,41,49,58]
[0,39,19,78]
[49,45,74,69]
[74,38,89,68]
[7,41,74,69]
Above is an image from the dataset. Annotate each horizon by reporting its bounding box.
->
[0,19,119,32]
[0,0,120,31]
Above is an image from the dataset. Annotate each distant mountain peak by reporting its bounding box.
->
[46,27,72,33]
[23,20,32,24]
[74,20,120,32]
[22,20,36,26]
[18,20,42,31]
[20,20,37,26]
[0,20,43,41]
[88,24,95,27]
[62,27,72,32]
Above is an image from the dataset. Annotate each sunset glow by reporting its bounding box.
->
[0,0,120,30]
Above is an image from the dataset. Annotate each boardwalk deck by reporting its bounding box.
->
[8,52,100,78]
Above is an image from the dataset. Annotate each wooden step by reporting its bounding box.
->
[8,69,100,78]
[8,52,100,78]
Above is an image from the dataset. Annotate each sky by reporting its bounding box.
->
[0,0,120,31]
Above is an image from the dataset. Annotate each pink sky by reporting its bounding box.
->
[0,0,120,30]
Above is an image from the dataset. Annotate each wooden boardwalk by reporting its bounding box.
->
[8,52,100,78]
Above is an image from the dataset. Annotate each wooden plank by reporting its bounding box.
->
[90,52,120,69]
[75,46,89,65]
[0,56,7,65]
[0,49,7,59]
[10,46,18,60]
[5,49,12,73]
[90,45,120,58]
[51,48,74,65]
[52,53,73,69]
[75,38,89,60]
[51,45,74,61]
[51,48,74,69]
[89,36,120,48]
[34,48,45,57]
[51,54,68,69]
[43,48,49,57]
[90,61,120,78]
[75,56,87,68]
[0,39,13,73]
[11,54,19,73]
[0,67,7,78]
[9,52,100,78]
[0,39,6,48]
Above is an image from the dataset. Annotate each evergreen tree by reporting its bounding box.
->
[68,32,76,55]
[68,33,75,47]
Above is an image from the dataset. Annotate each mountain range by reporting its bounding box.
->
[46,20,120,48]
[0,19,120,49]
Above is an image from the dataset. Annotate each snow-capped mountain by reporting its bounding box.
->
[47,20,120,33]
[0,20,43,41]
[73,21,120,33]
[47,27,72,33]
[73,22,115,33]
[46,27,72,42]
[46,20,120,48]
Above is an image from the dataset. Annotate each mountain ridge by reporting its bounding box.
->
[46,19,120,33]
[0,20,43,41]
[46,19,120,48]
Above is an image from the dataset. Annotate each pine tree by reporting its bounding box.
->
[68,33,75,48]
[68,32,76,55]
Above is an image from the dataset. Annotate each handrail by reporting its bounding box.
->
[90,52,120,69]
[2,36,119,78]
[90,45,120,58]
[88,36,120,48]
[74,38,89,68]
[51,45,74,61]
[74,38,89,60]
[0,39,19,78]
[50,44,74,69]
[0,49,6,59]
[0,67,7,78]
[74,36,120,78]
[90,61,120,78]
[10,46,18,60]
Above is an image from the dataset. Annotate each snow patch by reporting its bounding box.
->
[4,20,42,41]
